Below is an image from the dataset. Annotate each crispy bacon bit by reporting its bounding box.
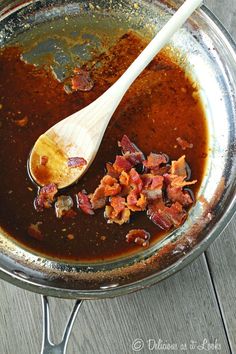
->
[126,229,150,247]
[127,190,147,211]
[90,185,106,209]
[129,168,143,192]
[142,174,164,200]
[67,157,87,168]
[124,151,145,166]
[110,196,126,217]
[164,173,196,206]
[167,185,194,206]
[14,116,28,127]
[119,135,137,153]
[105,204,130,225]
[55,195,74,218]
[143,152,168,174]
[176,137,193,150]
[164,174,197,188]
[148,200,173,230]
[90,175,121,210]
[71,68,94,92]
[34,183,58,211]
[40,155,48,166]
[148,200,187,230]
[165,202,187,226]
[76,191,94,215]
[27,222,43,241]
[170,155,187,177]
[119,171,130,187]
[106,162,120,178]
[126,190,138,209]
[119,135,142,154]
[119,135,145,166]
[102,175,121,197]
[113,155,133,172]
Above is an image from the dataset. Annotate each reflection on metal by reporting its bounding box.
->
[41,295,83,354]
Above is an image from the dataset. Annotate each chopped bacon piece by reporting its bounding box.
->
[118,135,145,165]
[119,135,143,155]
[124,151,145,166]
[170,155,187,177]
[102,175,121,197]
[155,164,171,176]
[40,155,48,166]
[148,200,187,230]
[126,229,150,247]
[55,195,74,218]
[118,169,144,197]
[71,68,94,92]
[34,183,58,211]
[119,171,130,187]
[90,185,106,209]
[148,200,173,230]
[118,171,130,196]
[106,162,120,179]
[110,196,126,218]
[143,153,168,174]
[113,155,133,173]
[164,174,197,188]
[67,157,87,168]
[164,173,196,206]
[27,222,43,241]
[105,204,130,225]
[176,137,193,150]
[127,190,138,210]
[136,193,147,210]
[127,190,147,211]
[150,175,164,189]
[149,210,173,230]
[119,135,137,153]
[76,191,94,215]
[119,208,131,225]
[164,202,187,227]
[129,168,143,192]
[142,174,164,200]
[167,185,194,206]
[90,175,121,209]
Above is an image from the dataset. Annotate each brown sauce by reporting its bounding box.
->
[0,31,208,262]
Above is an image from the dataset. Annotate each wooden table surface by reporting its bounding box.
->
[0,1,235,353]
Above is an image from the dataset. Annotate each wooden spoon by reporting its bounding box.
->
[29,0,202,189]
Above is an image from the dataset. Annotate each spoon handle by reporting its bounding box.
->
[110,0,202,97]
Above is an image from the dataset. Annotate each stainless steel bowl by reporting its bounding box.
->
[0,0,236,301]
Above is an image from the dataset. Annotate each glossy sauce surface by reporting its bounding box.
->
[0,31,208,262]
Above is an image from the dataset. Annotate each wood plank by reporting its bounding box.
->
[204,0,236,352]
[206,219,236,351]
[205,0,236,33]
[0,255,230,354]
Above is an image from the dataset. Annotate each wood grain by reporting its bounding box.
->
[204,1,236,352]
[206,221,236,351]
[0,255,231,354]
